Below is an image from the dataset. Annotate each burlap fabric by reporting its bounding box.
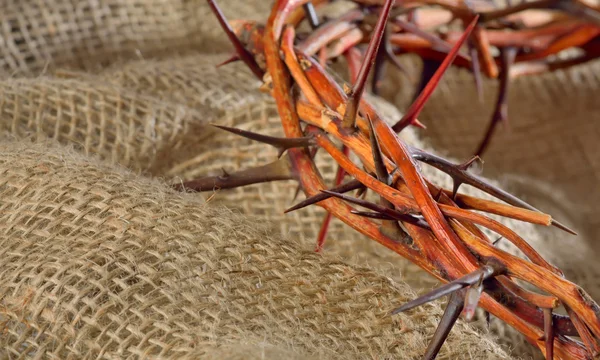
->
[0,0,597,358]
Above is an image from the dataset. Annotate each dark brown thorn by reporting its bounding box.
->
[284,180,364,213]
[463,273,485,321]
[356,186,368,199]
[410,58,439,105]
[216,54,240,68]
[485,311,491,328]
[211,124,315,158]
[409,147,576,235]
[207,0,264,79]
[474,47,517,157]
[391,265,496,315]
[384,40,416,85]
[392,18,468,58]
[392,16,480,133]
[321,190,431,230]
[371,27,390,96]
[367,115,391,185]
[550,219,577,236]
[423,289,466,360]
[452,156,482,199]
[174,157,293,192]
[303,2,320,30]
[467,39,484,103]
[544,308,555,360]
[493,236,503,246]
[221,167,230,178]
[351,210,396,220]
[341,0,395,129]
[367,114,408,241]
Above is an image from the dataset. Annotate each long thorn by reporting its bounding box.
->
[212,124,315,158]
[544,308,555,360]
[351,210,396,220]
[371,27,390,96]
[285,180,364,213]
[321,190,430,229]
[217,54,241,68]
[423,290,466,360]
[474,47,517,157]
[174,157,293,192]
[392,15,480,133]
[341,0,395,129]
[410,147,576,235]
[391,266,496,314]
[303,2,320,29]
[207,0,264,79]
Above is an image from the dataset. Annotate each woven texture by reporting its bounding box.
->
[0,140,509,359]
[0,0,598,359]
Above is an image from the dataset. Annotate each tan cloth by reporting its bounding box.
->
[0,0,597,358]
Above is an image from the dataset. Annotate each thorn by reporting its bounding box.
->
[321,190,431,230]
[423,290,466,360]
[284,180,364,213]
[392,15,480,133]
[356,186,368,199]
[474,46,517,157]
[220,167,230,178]
[451,179,463,201]
[463,273,485,321]
[211,124,315,158]
[207,0,264,79]
[391,265,496,315]
[303,2,320,30]
[384,42,416,85]
[467,39,484,103]
[485,311,491,328]
[216,54,240,68]
[175,157,294,192]
[493,236,503,246]
[351,210,396,220]
[371,27,390,96]
[544,308,554,360]
[458,155,483,171]
[367,115,391,185]
[341,0,395,129]
[551,219,577,236]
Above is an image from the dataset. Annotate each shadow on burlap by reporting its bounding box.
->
[0,0,597,358]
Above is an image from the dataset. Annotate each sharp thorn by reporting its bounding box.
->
[367,115,391,185]
[468,40,484,103]
[321,190,431,230]
[351,210,396,220]
[284,180,364,213]
[551,219,577,236]
[474,47,516,157]
[221,167,230,178]
[493,236,503,246]
[315,212,332,253]
[384,42,415,85]
[341,0,395,129]
[303,2,320,30]
[211,124,315,157]
[451,179,462,201]
[391,266,496,315]
[458,155,483,171]
[207,0,264,79]
[356,186,368,199]
[216,54,241,68]
[392,16,480,133]
[175,157,294,192]
[423,290,466,360]
[544,308,554,360]
[485,311,491,328]
[371,27,390,96]
[463,273,485,321]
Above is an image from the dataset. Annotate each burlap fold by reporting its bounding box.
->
[0,140,510,359]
